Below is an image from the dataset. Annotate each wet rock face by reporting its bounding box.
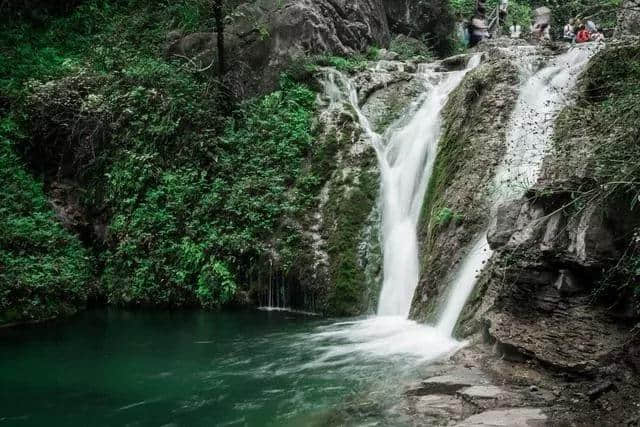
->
[167,0,390,96]
[270,61,428,315]
[474,189,639,372]
[489,194,634,269]
[411,51,521,322]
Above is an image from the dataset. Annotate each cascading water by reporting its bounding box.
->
[435,45,598,336]
[323,55,482,319]
[303,45,596,368]
[377,56,482,318]
[304,56,480,363]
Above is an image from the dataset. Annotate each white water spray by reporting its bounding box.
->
[435,45,598,336]
[377,55,482,318]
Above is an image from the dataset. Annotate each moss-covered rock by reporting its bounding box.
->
[410,53,520,322]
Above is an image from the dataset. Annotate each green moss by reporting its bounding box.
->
[323,150,380,317]
[389,35,434,61]
[420,65,491,246]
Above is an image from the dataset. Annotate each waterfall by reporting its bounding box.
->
[435,45,598,336]
[377,56,482,317]
[304,45,596,365]
[322,55,482,319]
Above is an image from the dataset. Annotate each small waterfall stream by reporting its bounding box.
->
[304,56,480,362]
[323,55,482,319]
[436,45,598,336]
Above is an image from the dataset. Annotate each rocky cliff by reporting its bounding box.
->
[167,0,454,96]
[404,38,640,425]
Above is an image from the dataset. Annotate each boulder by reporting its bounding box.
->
[382,0,454,55]
[570,203,619,266]
[455,407,547,426]
[167,0,390,96]
[540,211,566,254]
[458,385,505,400]
[487,199,524,250]
[409,369,486,395]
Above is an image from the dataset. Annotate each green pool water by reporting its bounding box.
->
[0,309,439,427]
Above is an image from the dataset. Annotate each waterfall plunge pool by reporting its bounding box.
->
[0,309,461,427]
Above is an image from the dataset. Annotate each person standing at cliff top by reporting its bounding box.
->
[531,6,552,41]
[469,15,489,47]
[499,0,509,25]
[576,24,591,43]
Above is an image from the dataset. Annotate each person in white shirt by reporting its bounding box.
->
[563,19,576,41]
[510,20,522,38]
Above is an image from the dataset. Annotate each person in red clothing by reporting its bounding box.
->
[576,25,591,43]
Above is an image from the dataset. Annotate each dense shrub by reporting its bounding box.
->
[1,0,321,312]
[87,77,316,307]
[0,120,91,324]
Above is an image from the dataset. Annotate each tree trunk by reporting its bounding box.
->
[214,0,225,77]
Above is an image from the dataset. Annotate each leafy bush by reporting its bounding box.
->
[434,207,464,227]
[0,120,91,325]
[197,261,237,308]
[450,0,530,23]
[312,55,368,73]
[99,77,316,306]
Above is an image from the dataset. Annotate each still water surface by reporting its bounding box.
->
[0,309,453,426]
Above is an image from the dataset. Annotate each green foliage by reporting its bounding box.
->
[196,261,237,308]
[434,207,464,227]
[366,46,381,61]
[449,0,620,39]
[0,0,215,96]
[99,76,316,306]
[313,55,368,73]
[325,166,379,316]
[541,0,621,32]
[0,121,91,325]
[389,35,434,61]
[1,0,328,313]
[449,0,532,25]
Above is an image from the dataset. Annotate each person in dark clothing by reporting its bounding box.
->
[468,15,489,47]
